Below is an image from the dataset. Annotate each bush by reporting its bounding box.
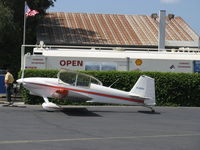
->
[18,69,200,106]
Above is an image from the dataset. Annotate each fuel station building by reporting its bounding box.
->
[23,11,200,73]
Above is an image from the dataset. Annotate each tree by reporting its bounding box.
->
[0,0,56,75]
[0,2,18,71]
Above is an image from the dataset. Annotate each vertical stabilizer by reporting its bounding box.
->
[129,75,155,106]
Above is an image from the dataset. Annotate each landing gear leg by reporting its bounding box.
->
[42,97,61,111]
[43,97,50,103]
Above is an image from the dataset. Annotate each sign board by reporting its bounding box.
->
[193,61,200,73]
[131,59,193,73]
[25,56,46,69]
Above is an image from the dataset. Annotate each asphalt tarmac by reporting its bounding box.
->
[0,104,199,150]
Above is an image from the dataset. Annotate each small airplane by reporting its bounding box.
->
[17,69,156,112]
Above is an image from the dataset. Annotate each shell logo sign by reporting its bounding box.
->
[135,59,143,66]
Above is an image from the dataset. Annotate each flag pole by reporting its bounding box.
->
[23,1,27,45]
[21,1,27,70]
[21,1,39,71]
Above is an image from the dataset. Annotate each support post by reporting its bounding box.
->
[21,45,25,70]
[126,57,130,71]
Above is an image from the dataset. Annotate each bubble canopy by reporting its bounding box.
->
[58,69,102,87]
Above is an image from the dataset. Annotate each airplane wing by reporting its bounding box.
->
[52,89,69,99]
[52,88,92,102]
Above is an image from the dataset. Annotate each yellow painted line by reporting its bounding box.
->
[0,133,200,145]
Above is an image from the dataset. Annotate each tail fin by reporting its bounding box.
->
[129,75,155,106]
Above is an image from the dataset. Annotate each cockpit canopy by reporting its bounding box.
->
[58,69,102,87]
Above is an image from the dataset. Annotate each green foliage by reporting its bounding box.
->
[0,3,14,40]
[19,70,200,107]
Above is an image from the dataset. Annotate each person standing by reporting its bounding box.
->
[4,69,14,105]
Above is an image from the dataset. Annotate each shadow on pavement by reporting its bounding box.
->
[138,110,161,115]
[61,108,101,117]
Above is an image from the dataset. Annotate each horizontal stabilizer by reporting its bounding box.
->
[128,93,148,100]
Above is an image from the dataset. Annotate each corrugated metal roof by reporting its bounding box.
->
[37,12,199,47]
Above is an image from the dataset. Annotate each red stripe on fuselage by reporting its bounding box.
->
[26,82,144,104]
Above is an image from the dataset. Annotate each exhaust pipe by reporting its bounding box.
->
[158,10,166,51]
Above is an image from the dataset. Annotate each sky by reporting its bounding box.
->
[48,0,200,36]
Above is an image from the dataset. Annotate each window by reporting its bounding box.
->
[58,69,102,87]
[85,63,100,71]
[101,63,117,71]
[85,62,117,71]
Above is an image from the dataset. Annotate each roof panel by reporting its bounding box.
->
[125,15,146,45]
[115,15,136,45]
[87,14,107,44]
[124,15,142,45]
[175,17,198,41]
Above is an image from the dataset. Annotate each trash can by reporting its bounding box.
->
[0,70,6,94]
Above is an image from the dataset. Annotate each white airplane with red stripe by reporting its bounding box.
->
[17,69,156,112]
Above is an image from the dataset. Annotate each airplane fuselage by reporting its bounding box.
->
[18,77,145,106]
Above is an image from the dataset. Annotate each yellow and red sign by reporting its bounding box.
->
[135,59,143,66]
